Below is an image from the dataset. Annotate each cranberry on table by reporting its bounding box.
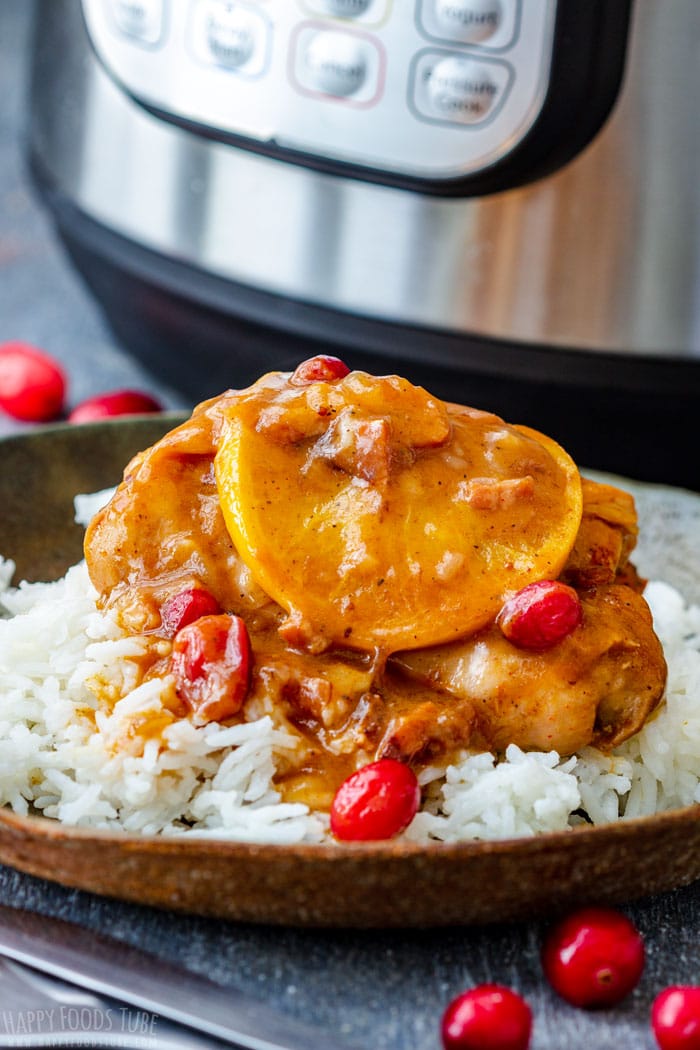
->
[541,906,645,1008]
[171,613,251,723]
[0,341,66,422]
[161,587,221,637]
[652,987,700,1050]
[497,579,582,650]
[68,389,162,422]
[330,758,420,841]
[441,984,532,1050]
[291,355,351,384]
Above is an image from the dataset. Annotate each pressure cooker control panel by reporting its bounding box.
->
[81,0,631,193]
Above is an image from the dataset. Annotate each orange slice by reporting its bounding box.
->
[214,371,583,654]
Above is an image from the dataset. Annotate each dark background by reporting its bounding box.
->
[0,1,187,437]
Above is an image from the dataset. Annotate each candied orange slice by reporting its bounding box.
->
[214,371,583,653]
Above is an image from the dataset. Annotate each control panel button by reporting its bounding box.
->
[304,31,367,95]
[419,0,519,49]
[292,26,384,104]
[433,0,502,43]
[309,0,374,17]
[190,1,270,76]
[411,51,513,125]
[105,0,165,44]
[301,0,389,23]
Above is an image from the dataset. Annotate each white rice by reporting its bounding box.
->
[0,492,699,844]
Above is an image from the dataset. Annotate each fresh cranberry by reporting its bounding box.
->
[541,907,645,1008]
[68,389,162,423]
[171,614,251,723]
[161,588,221,637]
[291,355,351,384]
[652,987,700,1050]
[497,580,582,650]
[0,342,66,422]
[441,985,532,1050]
[330,759,420,841]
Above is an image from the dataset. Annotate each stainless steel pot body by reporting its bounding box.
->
[28,0,700,366]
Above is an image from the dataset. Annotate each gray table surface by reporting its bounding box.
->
[1,4,699,1049]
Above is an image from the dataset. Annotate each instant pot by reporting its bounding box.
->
[27,0,700,486]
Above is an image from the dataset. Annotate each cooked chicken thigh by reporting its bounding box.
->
[84,366,666,803]
[392,584,665,758]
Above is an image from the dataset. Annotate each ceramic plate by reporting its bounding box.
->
[1,418,699,928]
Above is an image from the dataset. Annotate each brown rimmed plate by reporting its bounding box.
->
[1,417,699,928]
